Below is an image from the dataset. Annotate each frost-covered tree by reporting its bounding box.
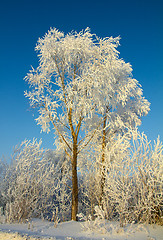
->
[25,27,150,220]
[86,40,150,206]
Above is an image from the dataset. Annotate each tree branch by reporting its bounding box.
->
[77,120,102,154]
[44,102,72,152]
[55,117,70,131]
[75,115,84,138]
[63,182,72,191]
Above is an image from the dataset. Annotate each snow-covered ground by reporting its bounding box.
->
[0,218,163,240]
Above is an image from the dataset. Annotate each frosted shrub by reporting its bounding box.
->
[4,139,71,223]
[130,132,163,224]
[98,132,131,226]
[0,157,8,214]
[78,205,107,234]
[103,130,163,226]
[78,171,99,218]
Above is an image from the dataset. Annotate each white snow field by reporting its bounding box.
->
[0,218,163,240]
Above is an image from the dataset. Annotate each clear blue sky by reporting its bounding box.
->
[0,0,163,158]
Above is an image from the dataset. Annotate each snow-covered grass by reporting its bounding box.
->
[0,232,52,240]
[0,218,162,240]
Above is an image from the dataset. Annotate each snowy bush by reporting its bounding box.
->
[1,139,71,223]
[102,130,163,226]
[0,157,8,214]
[78,205,107,234]
[129,132,163,224]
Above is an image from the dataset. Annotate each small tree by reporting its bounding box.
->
[25,27,150,220]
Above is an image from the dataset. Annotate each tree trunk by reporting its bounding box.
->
[71,141,78,221]
[99,115,107,208]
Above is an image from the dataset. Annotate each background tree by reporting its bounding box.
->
[25,27,150,220]
[84,37,150,206]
